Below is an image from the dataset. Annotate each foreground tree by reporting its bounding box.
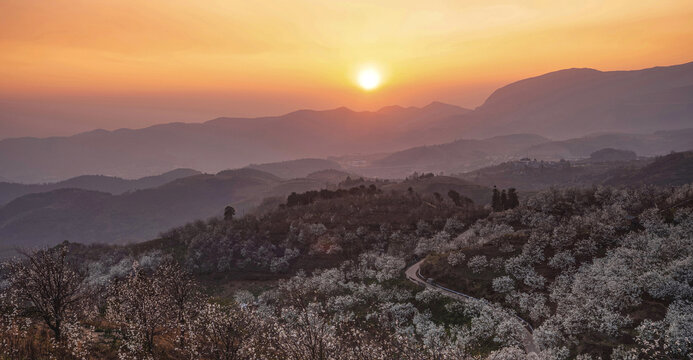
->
[107,262,173,358]
[158,260,203,353]
[191,302,256,360]
[4,245,88,342]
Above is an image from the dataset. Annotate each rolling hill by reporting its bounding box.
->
[0,168,326,249]
[357,134,549,178]
[0,168,201,206]
[521,128,693,159]
[457,150,693,191]
[457,157,645,191]
[347,128,693,179]
[246,158,343,179]
[604,151,693,187]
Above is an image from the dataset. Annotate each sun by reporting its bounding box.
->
[357,68,381,91]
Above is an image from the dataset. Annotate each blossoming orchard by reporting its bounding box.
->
[1,184,692,359]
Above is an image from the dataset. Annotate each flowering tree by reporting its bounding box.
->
[448,251,466,267]
[190,302,256,360]
[0,289,28,357]
[4,246,89,343]
[467,255,488,274]
[106,262,173,359]
[492,276,515,293]
[157,259,203,353]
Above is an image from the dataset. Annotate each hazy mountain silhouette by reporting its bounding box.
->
[353,134,549,178]
[0,103,469,183]
[587,148,637,162]
[457,149,693,191]
[603,150,693,187]
[348,128,693,178]
[455,61,693,138]
[305,169,358,183]
[0,168,201,206]
[0,168,329,248]
[1,61,692,183]
[246,158,343,179]
[522,128,693,159]
[457,154,642,191]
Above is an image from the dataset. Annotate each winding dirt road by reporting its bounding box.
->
[405,259,538,354]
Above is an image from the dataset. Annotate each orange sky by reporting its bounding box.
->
[1,0,692,138]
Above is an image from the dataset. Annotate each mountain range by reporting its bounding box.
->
[457,150,693,191]
[0,102,469,183]
[6,147,693,252]
[0,167,487,251]
[346,134,549,178]
[246,158,344,180]
[0,168,200,206]
[0,168,327,250]
[344,129,693,179]
[454,61,693,138]
[1,61,691,183]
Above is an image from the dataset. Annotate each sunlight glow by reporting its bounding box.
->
[357,68,381,91]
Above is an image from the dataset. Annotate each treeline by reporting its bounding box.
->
[491,186,519,211]
[153,187,487,276]
[285,184,381,207]
[441,189,474,207]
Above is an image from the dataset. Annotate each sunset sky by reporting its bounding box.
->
[1,0,692,138]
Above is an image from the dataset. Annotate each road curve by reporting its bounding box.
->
[405,259,538,354]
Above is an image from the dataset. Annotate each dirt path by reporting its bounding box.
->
[405,259,538,354]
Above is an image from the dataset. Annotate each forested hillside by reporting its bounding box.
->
[457,150,693,191]
[119,183,486,278]
[604,150,693,186]
[1,182,691,359]
[420,185,693,358]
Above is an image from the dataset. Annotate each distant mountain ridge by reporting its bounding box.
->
[522,128,693,159]
[0,168,201,206]
[1,61,692,182]
[604,151,693,187]
[456,61,693,138]
[456,149,693,191]
[0,102,470,183]
[246,158,343,179]
[0,169,494,250]
[345,129,693,179]
[0,168,328,248]
[352,134,549,178]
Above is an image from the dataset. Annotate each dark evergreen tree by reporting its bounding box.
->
[224,206,236,220]
[492,186,502,211]
[507,188,520,209]
[500,190,508,210]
